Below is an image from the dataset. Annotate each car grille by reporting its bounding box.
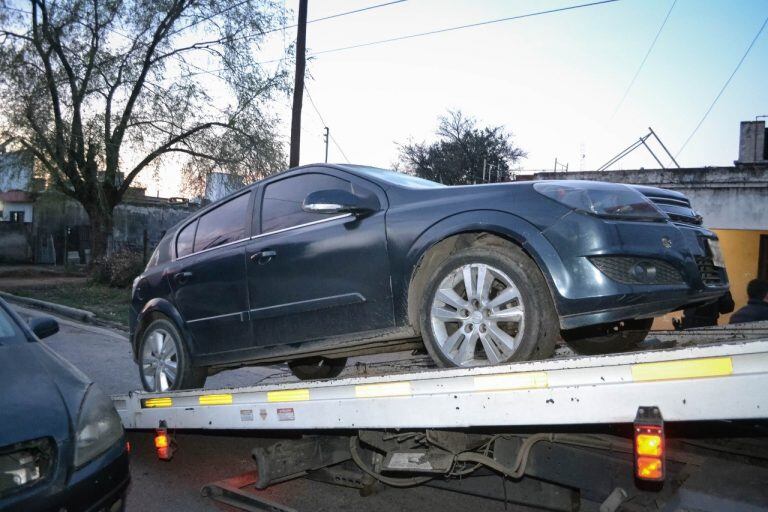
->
[590,256,684,285]
[696,256,724,287]
[643,194,703,225]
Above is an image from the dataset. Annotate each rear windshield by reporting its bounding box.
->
[0,306,24,346]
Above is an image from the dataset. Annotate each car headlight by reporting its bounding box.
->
[0,438,55,498]
[74,386,124,468]
[534,181,666,221]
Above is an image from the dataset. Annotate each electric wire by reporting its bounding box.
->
[311,0,621,56]
[676,14,768,158]
[305,86,351,163]
[611,0,677,119]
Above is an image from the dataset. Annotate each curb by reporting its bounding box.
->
[0,291,97,324]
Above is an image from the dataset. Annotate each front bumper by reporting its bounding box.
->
[1,437,130,512]
[541,212,730,330]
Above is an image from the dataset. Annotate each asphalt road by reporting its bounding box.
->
[12,305,521,512]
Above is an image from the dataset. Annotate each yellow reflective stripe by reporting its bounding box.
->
[267,389,310,402]
[355,381,412,398]
[631,357,733,382]
[143,397,173,408]
[198,394,233,406]
[474,371,549,391]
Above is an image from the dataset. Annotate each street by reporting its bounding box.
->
[12,304,522,512]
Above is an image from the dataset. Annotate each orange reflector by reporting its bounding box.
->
[636,431,663,457]
[125,441,131,453]
[154,433,169,449]
[637,456,663,480]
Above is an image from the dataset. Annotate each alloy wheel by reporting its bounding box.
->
[141,328,178,391]
[429,263,525,366]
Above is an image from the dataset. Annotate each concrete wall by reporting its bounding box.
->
[533,167,768,230]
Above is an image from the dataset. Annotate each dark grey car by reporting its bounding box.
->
[129,164,729,390]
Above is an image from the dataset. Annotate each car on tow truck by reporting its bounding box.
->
[0,299,129,512]
[129,164,729,390]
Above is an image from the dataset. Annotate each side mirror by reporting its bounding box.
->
[302,189,377,215]
[29,316,60,339]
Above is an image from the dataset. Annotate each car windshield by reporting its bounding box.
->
[351,167,445,189]
[0,306,24,346]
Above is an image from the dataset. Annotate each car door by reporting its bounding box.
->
[246,170,394,346]
[167,191,253,355]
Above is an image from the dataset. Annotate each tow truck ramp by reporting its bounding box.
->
[113,339,768,430]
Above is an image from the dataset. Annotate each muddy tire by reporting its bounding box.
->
[288,356,347,380]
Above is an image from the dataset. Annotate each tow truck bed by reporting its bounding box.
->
[113,338,768,430]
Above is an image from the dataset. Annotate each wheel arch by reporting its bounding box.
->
[132,298,191,362]
[403,210,569,334]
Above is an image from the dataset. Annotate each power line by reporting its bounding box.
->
[676,14,768,158]
[611,0,676,119]
[311,0,621,57]
[305,86,351,163]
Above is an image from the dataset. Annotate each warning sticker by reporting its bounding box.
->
[277,407,295,421]
[240,409,254,422]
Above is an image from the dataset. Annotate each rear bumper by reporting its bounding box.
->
[540,212,729,329]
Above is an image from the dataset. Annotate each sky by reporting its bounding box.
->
[142,0,768,197]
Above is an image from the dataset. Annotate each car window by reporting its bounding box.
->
[194,192,250,252]
[0,306,24,346]
[176,220,197,258]
[261,173,352,233]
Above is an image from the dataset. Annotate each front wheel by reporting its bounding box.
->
[288,356,347,381]
[562,318,653,355]
[138,318,207,392]
[419,243,558,368]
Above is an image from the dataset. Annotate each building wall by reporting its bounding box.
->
[0,223,33,263]
[0,201,33,223]
[714,229,768,323]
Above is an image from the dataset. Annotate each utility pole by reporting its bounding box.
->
[289,0,308,168]
[482,158,486,182]
[323,126,329,163]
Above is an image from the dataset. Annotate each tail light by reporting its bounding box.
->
[634,406,664,482]
[154,421,175,461]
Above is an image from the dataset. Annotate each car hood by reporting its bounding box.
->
[0,342,91,447]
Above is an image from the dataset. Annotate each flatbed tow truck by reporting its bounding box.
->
[112,324,768,511]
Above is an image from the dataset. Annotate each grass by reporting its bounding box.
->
[11,282,131,328]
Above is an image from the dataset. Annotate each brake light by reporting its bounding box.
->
[154,421,174,461]
[634,406,664,482]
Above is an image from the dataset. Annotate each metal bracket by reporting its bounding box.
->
[201,471,298,512]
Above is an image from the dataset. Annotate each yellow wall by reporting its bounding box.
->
[651,229,768,330]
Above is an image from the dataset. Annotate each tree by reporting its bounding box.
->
[397,110,526,185]
[0,0,291,258]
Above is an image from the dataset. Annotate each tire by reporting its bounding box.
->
[562,318,653,355]
[418,243,558,368]
[137,317,207,392]
[288,356,347,381]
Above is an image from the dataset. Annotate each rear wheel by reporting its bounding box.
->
[138,318,207,391]
[562,318,653,355]
[288,356,347,381]
[419,243,558,368]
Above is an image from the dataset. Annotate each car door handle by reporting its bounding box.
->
[174,271,193,285]
[250,249,277,264]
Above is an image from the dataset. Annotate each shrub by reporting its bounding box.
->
[92,250,145,288]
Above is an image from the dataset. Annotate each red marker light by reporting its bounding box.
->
[154,423,174,461]
[634,407,665,482]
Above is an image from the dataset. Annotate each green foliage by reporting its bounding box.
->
[397,110,526,185]
[92,250,145,288]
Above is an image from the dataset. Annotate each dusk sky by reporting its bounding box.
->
[143,0,768,196]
